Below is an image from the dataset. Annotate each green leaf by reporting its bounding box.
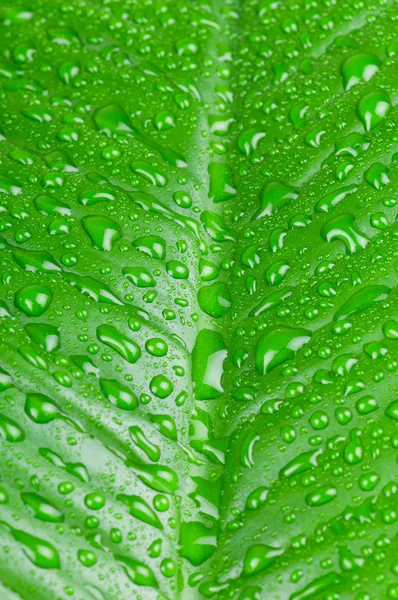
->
[0,1,397,599]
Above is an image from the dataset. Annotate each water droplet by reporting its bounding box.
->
[15,285,52,317]
[82,215,121,251]
[256,327,311,375]
[357,90,391,131]
[341,52,380,90]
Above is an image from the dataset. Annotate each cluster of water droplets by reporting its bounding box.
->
[0,0,397,599]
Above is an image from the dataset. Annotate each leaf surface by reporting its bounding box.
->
[0,1,397,599]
